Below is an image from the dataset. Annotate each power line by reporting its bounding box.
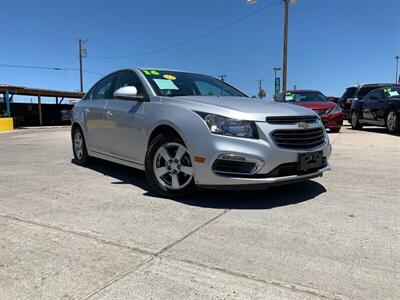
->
[89,1,279,60]
[0,63,103,76]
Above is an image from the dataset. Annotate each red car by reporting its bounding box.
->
[276,90,344,132]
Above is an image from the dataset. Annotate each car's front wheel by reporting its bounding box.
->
[351,111,363,130]
[386,110,400,134]
[145,134,196,198]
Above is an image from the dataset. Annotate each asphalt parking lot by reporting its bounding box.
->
[0,125,399,299]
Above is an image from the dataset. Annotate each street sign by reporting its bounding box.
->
[275,77,281,95]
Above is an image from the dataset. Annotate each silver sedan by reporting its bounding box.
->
[71,68,331,198]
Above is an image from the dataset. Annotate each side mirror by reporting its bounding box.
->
[113,86,144,100]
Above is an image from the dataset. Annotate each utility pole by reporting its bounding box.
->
[78,38,87,93]
[396,56,399,83]
[219,75,227,82]
[246,0,295,95]
[282,0,289,95]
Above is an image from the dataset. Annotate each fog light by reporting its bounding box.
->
[194,156,206,163]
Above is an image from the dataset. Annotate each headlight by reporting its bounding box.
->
[326,105,341,115]
[196,112,258,139]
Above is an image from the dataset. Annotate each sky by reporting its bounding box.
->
[0,0,399,101]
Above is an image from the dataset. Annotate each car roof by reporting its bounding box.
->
[285,89,323,93]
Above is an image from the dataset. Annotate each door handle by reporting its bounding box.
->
[84,108,90,115]
[105,110,113,118]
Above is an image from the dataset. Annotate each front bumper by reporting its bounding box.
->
[198,163,331,190]
[321,112,344,129]
[188,122,332,187]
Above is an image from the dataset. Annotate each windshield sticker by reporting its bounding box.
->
[153,79,179,90]
[285,95,294,101]
[388,91,400,97]
[143,70,160,76]
[163,74,176,80]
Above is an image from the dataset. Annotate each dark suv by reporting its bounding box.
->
[338,84,399,121]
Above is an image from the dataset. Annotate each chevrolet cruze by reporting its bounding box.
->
[71,68,332,198]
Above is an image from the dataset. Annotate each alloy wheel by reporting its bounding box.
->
[153,142,193,190]
[387,111,397,132]
[74,131,84,160]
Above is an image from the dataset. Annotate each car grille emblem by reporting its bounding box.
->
[297,121,310,129]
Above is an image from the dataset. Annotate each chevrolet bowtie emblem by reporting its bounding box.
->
[298,121,309,129]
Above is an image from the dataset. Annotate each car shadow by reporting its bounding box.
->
[357,127,400,137]
[72,159,327,210]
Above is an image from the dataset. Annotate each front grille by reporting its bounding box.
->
[265,115,318,125]
[314,109,329,116]
[212,159,256,175]
[271,127,325,149]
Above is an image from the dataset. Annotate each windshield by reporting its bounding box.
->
[141,69,247,97]
[284,91,327,103]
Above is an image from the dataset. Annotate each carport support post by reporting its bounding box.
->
[38,95,43,126]
[5,90,10,117]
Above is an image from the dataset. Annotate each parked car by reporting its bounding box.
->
[326,96,339,104]
[276,90,343,133]
[339,83,400,121]
[350,86,400,134]
[71,68,332,197]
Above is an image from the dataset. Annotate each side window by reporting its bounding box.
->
[93,74,116,99]
[114,71,146,97]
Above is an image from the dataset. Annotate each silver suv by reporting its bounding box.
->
[71,68,331,198]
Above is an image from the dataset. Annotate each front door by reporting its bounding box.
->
[102,70,148,164]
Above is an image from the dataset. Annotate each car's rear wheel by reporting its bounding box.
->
[386,110,400,134]
[72,126,91,165]
[351,111,363,130]
[145,134,196,198]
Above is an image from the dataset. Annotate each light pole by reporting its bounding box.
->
[247,0,295,95]
[396,56,399,83]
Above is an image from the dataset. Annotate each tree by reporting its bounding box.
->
[258,89,266,99]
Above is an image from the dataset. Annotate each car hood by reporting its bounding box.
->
[291,101,337,110]
[161,96,317,121]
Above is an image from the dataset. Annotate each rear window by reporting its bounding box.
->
[341,87,357,98]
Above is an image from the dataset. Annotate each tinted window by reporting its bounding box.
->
[365,89,381,100]
[341,87,357,98]
[358,86,379,98]
[93,74,116,99]
[115,70,146,96]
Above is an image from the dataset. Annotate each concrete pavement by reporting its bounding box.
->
[0,125,399,299]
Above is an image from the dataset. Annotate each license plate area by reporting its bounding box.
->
[298,151,323,171]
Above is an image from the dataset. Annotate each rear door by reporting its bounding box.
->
[372,89,387,124]
[362,90,381,121]
[83,73,117,152]
[102,70,148,164]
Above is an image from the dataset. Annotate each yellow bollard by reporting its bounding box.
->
[0,118,14,132]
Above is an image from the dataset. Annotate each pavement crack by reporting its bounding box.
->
[156,209,230,255]
[81,209,230,299]
[163,255,347,300]
[0,214,155,257]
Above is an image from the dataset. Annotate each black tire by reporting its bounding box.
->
[386,109,400,134]
[330,127,341,133]
[72,126,91,166]
[351,111,363,130]
[145,134,196,198]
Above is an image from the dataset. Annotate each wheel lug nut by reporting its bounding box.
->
[175,159,179,163]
